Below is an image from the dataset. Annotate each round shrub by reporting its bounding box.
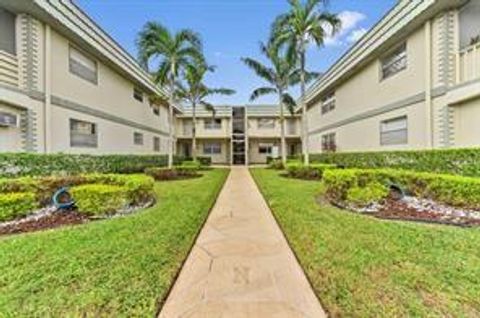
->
[0,192,38,222]
[70,184,128,216]
[346,182,389,207]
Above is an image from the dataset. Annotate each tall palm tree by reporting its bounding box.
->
[137,22,203,168]
[242,42,318,166]
[175,62,235,161]
[272,0,341,165]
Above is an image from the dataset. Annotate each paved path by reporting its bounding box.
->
[159,167,325,318]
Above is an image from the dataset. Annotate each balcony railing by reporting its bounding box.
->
[456,42,480,84]
[0,50,19,88]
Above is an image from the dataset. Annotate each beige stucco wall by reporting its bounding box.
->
[247,117,300,138]
[248,138,300,164]
[176,117,231,139]
[453,97,480,147]
[308,102,428,152]
[0,103,23,151]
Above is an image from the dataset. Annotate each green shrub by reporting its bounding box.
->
[0,192,38,222]
[323,168,480,210]
[268,159,284,170]
[346,182,389,207]
[310,148,480,177]
[71,184,128,215]
[145,167,199,181]
[177,156,212,166]
[0,153,176,178]
[286,163,337,180]
[178,160,202,170]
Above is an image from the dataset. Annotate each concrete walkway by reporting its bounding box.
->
[159,167,325,318]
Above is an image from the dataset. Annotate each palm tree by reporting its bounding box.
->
[137,22,203,168]
[175,62,235,161]
[242,42,318,166]
[271,0,341,165]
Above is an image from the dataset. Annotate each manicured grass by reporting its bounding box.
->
[0,169,228,317]
[251,169,480,317]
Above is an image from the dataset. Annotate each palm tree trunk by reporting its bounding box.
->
[278,90,287,167]
[300,46,309,165]
[192,101,197,161]
[168,65,176,169]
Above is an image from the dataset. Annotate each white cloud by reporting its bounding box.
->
[346,28,367,43]
[324,10,367,47]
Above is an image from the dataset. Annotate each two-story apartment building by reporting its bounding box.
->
[305,0,480,153]
[0,0,174,155]
[176,105,301,164]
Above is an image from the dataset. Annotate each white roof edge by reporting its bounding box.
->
[305,0,436,104]
[34,0,180,111]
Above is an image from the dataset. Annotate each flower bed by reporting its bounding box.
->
[0,174,155,234]
[322,168,480,226]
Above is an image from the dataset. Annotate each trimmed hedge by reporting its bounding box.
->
[176,156,212,166]
[0,153,180,178]
[145,167,199,181]
[323,168,480,210]
[0,174,155,221]
[71,185,127,216]
[286,163,337,180]
[310,148,480,177]
[0,192,38,222]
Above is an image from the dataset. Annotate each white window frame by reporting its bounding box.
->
[321,92,336,115]
[321,133,336,152]
[381,43,407,80]
[257,118,275,129]
[380,116,408,146]
[258,143,273,155]
[70,118,97,148]
[204,118,222,130]
[133,87,144,103]
[0,8,16,56]
[69,46,98,85]
[133,132,144,146]
[203,142,221,155]
[153,136,160,152]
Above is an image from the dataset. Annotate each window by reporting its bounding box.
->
[203,142,221,155]
[380,116,408,145]
[133,87,144,102]
[70,119,97,148]
[134,132,144,145]
[69,46,98,84]
[321,92,336,114]
[0,8,16,55]
[258,143,273,155]
[152,105,160,116]
[381,43,407,80]
[204,118,222,130]
[321,133,336,152]
[153,136,160,152]
[257,118,275,129]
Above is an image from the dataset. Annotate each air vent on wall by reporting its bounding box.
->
[0,112,18,127]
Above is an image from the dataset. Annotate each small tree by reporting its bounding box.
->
[272,0,341,165]
[175,62,235,161]
[242,42,318,166]
[137,22,203,168]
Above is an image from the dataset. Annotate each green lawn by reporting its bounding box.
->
[251,169,480,317]
[0,169,228,317]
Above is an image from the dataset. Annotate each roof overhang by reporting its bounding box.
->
[0,0,181,112]
[304,0,467,107]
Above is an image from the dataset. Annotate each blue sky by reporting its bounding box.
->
[76,0,396,105]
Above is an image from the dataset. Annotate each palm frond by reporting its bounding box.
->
[241,58,275,84]
[250,87,277,102]
[282,93,297,114]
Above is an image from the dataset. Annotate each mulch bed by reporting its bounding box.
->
[320,195,480,228]
[375,198,480,227]
[0,210,89,236]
